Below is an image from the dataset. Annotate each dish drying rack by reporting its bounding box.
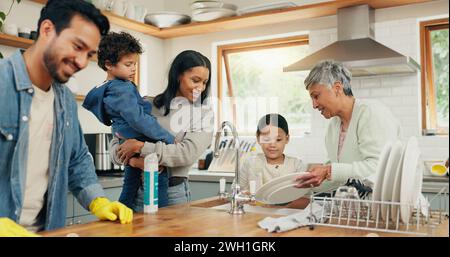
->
[208,139,256,172]
[307,186,449,236]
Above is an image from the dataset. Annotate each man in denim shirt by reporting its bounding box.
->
[0,0,132,236]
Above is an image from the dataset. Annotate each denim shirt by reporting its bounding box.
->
[0,50,105,231]
[82,79,174,144]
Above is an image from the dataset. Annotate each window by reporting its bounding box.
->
[217,36,311,136]
[420,18,449,134]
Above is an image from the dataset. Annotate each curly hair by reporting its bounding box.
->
[97,31,143,71]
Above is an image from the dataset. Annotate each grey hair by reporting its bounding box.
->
[304,60,353,96]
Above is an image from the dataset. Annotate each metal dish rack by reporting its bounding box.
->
[307,186,449,236]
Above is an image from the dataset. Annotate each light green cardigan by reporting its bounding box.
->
[325,99,402,184]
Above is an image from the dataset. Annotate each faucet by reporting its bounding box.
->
[214,121,256,215]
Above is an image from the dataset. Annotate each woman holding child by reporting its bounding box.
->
[109,49,214,212]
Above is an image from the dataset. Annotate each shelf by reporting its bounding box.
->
[29,0,163,37]
[0,33,34,49]
[101,11,160,35]
[30,0,432,39]
[157,0,434,39]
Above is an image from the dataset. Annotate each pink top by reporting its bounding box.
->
[337,122,347,161]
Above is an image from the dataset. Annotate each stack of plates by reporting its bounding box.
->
[255,172,311,204]
[191,1,238,22]
[371,137,424,224]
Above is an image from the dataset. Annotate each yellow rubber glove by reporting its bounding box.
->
[0,217,40,237]
[89,197,133,224]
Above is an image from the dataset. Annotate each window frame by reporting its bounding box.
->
[216,35,309,128]
[420,18,449,135]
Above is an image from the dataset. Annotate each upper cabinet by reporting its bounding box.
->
[29,0,433,39]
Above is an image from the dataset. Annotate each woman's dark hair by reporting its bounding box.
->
[154,50,211,116]
[37,0,110,38]
[256,114,289,136]
[97,32,143,71]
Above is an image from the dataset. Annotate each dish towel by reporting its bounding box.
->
[258,202,326,233]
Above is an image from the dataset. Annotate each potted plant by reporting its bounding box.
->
[0,0,21,59]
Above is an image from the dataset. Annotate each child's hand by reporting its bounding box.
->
[128,157,145,170]
[117,139,144,164]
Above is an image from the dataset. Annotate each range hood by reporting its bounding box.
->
[284,4,420,77]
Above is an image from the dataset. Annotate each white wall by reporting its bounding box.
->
[132,0,165,13]
[162,0,449,164]
[0,0,166,133]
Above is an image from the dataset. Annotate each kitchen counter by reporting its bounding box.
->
[423,175,449,183]
[422,175,449,194]
[39,197,449,237]
[189,168,235,183]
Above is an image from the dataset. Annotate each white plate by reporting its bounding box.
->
[371,142,393,219]
[191,1,222,9]
[380,141,403,221]
[255,172,305,203]
[400,137,421,224]
[192,8,236,22]
[390,144,405,222]
[255,177,296,202]
[266,183,310,204]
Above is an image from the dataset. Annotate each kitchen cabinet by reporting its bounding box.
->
[65,176,123,226]
[423,192,449,211]
[422,176,449,211]
[190,181,232,201]
[29,0,432,39]
[188,168,235,201]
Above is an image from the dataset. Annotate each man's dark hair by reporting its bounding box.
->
[97,31,143,71]
[256,113,290,136]
[37,0,109,38]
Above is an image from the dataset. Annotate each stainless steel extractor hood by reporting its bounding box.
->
[284,4,420,77]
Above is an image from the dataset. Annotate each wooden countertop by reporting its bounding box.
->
[39,197,449,237]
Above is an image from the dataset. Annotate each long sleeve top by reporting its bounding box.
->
[110,97,214,178]
[325,99,402,183]
[83,79,174,144]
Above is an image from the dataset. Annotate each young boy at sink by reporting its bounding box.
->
[239,114,306,196]
[82,31,175,210]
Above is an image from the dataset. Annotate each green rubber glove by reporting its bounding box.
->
[89,197,133,224]
[0,217,40,237]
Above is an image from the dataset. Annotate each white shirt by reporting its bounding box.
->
[19,85,54,232]
[239,153,305,191]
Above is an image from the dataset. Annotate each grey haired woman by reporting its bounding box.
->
[295,60,402,191]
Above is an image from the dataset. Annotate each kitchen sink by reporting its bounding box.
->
[190,198,302,216]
